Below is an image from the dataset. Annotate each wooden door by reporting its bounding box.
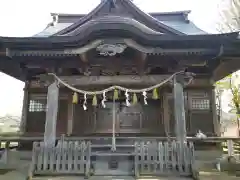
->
[118,101,162,134]
[95,102,120,133]
[118,103,142,133]
[95,101,143,134]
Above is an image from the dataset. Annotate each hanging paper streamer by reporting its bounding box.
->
[125,90,130,106]
[101,91,106,108]
[83,93,87,110]
[113,89,119,100]
[48,70,187,110]
[132,93,138,105]
[92,94,97,106]
[152,88,159,100]
[72,92,78,104]
[142,91,148,105]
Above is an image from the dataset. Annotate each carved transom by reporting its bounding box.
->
[96,43,127,56]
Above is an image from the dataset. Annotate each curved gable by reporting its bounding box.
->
[54,0,184,36]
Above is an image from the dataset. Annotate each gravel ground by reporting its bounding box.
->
[0,171,239,180]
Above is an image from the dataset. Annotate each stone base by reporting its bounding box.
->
[221,162,240,172]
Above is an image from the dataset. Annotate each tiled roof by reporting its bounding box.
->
[33,0,206,37]
[34,13,206,37]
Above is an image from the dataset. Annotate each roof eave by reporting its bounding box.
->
[0,31,238,49]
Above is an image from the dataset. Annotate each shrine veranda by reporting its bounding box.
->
[1,0,240,178]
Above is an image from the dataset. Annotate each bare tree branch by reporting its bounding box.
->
[218,0,240,32]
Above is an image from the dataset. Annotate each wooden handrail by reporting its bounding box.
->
[0,135,239,165]
[0,136,240,141]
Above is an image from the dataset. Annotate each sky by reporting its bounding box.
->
[0,0,227,116]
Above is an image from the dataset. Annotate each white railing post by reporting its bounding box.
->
[227,140,234,156]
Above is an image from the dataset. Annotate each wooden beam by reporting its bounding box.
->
[134,51,147,75]
[80,53,88,63]
[57,75,173,86]
[31,75,212,88]
[213,58,240,81]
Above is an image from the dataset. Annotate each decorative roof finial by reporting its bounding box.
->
[49,14,59,27]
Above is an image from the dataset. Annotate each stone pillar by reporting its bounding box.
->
[44,81,59,147]
[173,74,187,145]
[19,81,29,133]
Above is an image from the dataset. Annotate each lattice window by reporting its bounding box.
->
[29,99,47,112]
[191,98,210,110]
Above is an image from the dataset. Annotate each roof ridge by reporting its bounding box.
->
[54,0,185,36]
[55,0,108,35]
[51,10,191,17]
[122,0,185,34]
[150,10,191,15]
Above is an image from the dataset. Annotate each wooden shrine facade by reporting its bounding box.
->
[25,78,215,137]
[0,0,240,139]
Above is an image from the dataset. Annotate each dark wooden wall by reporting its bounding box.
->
[26,94,68,135]
[72,100,163,135]
[24,87,216,136]
[167,89,214,136]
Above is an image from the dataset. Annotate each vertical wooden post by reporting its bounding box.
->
[173,74,187,167]
[173,75,187,145]
[227,140,234,156]
[67,94,74,136]
[44,81,59,147]
[163,92,170,137]
[1,141,10,164]
[19,81,29,133]
[211,88,220,136]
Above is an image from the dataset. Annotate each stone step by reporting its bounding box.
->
[195,160,216,171]
[31,175,194,180]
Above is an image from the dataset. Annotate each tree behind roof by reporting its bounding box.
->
[216,0,240,136]
[218,0,240,32]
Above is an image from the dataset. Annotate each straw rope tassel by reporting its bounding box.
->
[152,88,159,100]
[132,93,138,105]
[92,94,97,106]
[72,92,78,104]
[113,89,119,100]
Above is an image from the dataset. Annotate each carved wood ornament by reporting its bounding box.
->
[96,44,127,56]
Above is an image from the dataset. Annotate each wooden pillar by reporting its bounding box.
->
[67,94,74,136]
[173,75,187,144]
[19,81,29,133]
[44,81,59,147]
[212,89,220,136]
[163,92,170,137]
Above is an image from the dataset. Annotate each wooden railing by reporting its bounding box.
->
[222,140,240,157]
[0,135,239,161]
